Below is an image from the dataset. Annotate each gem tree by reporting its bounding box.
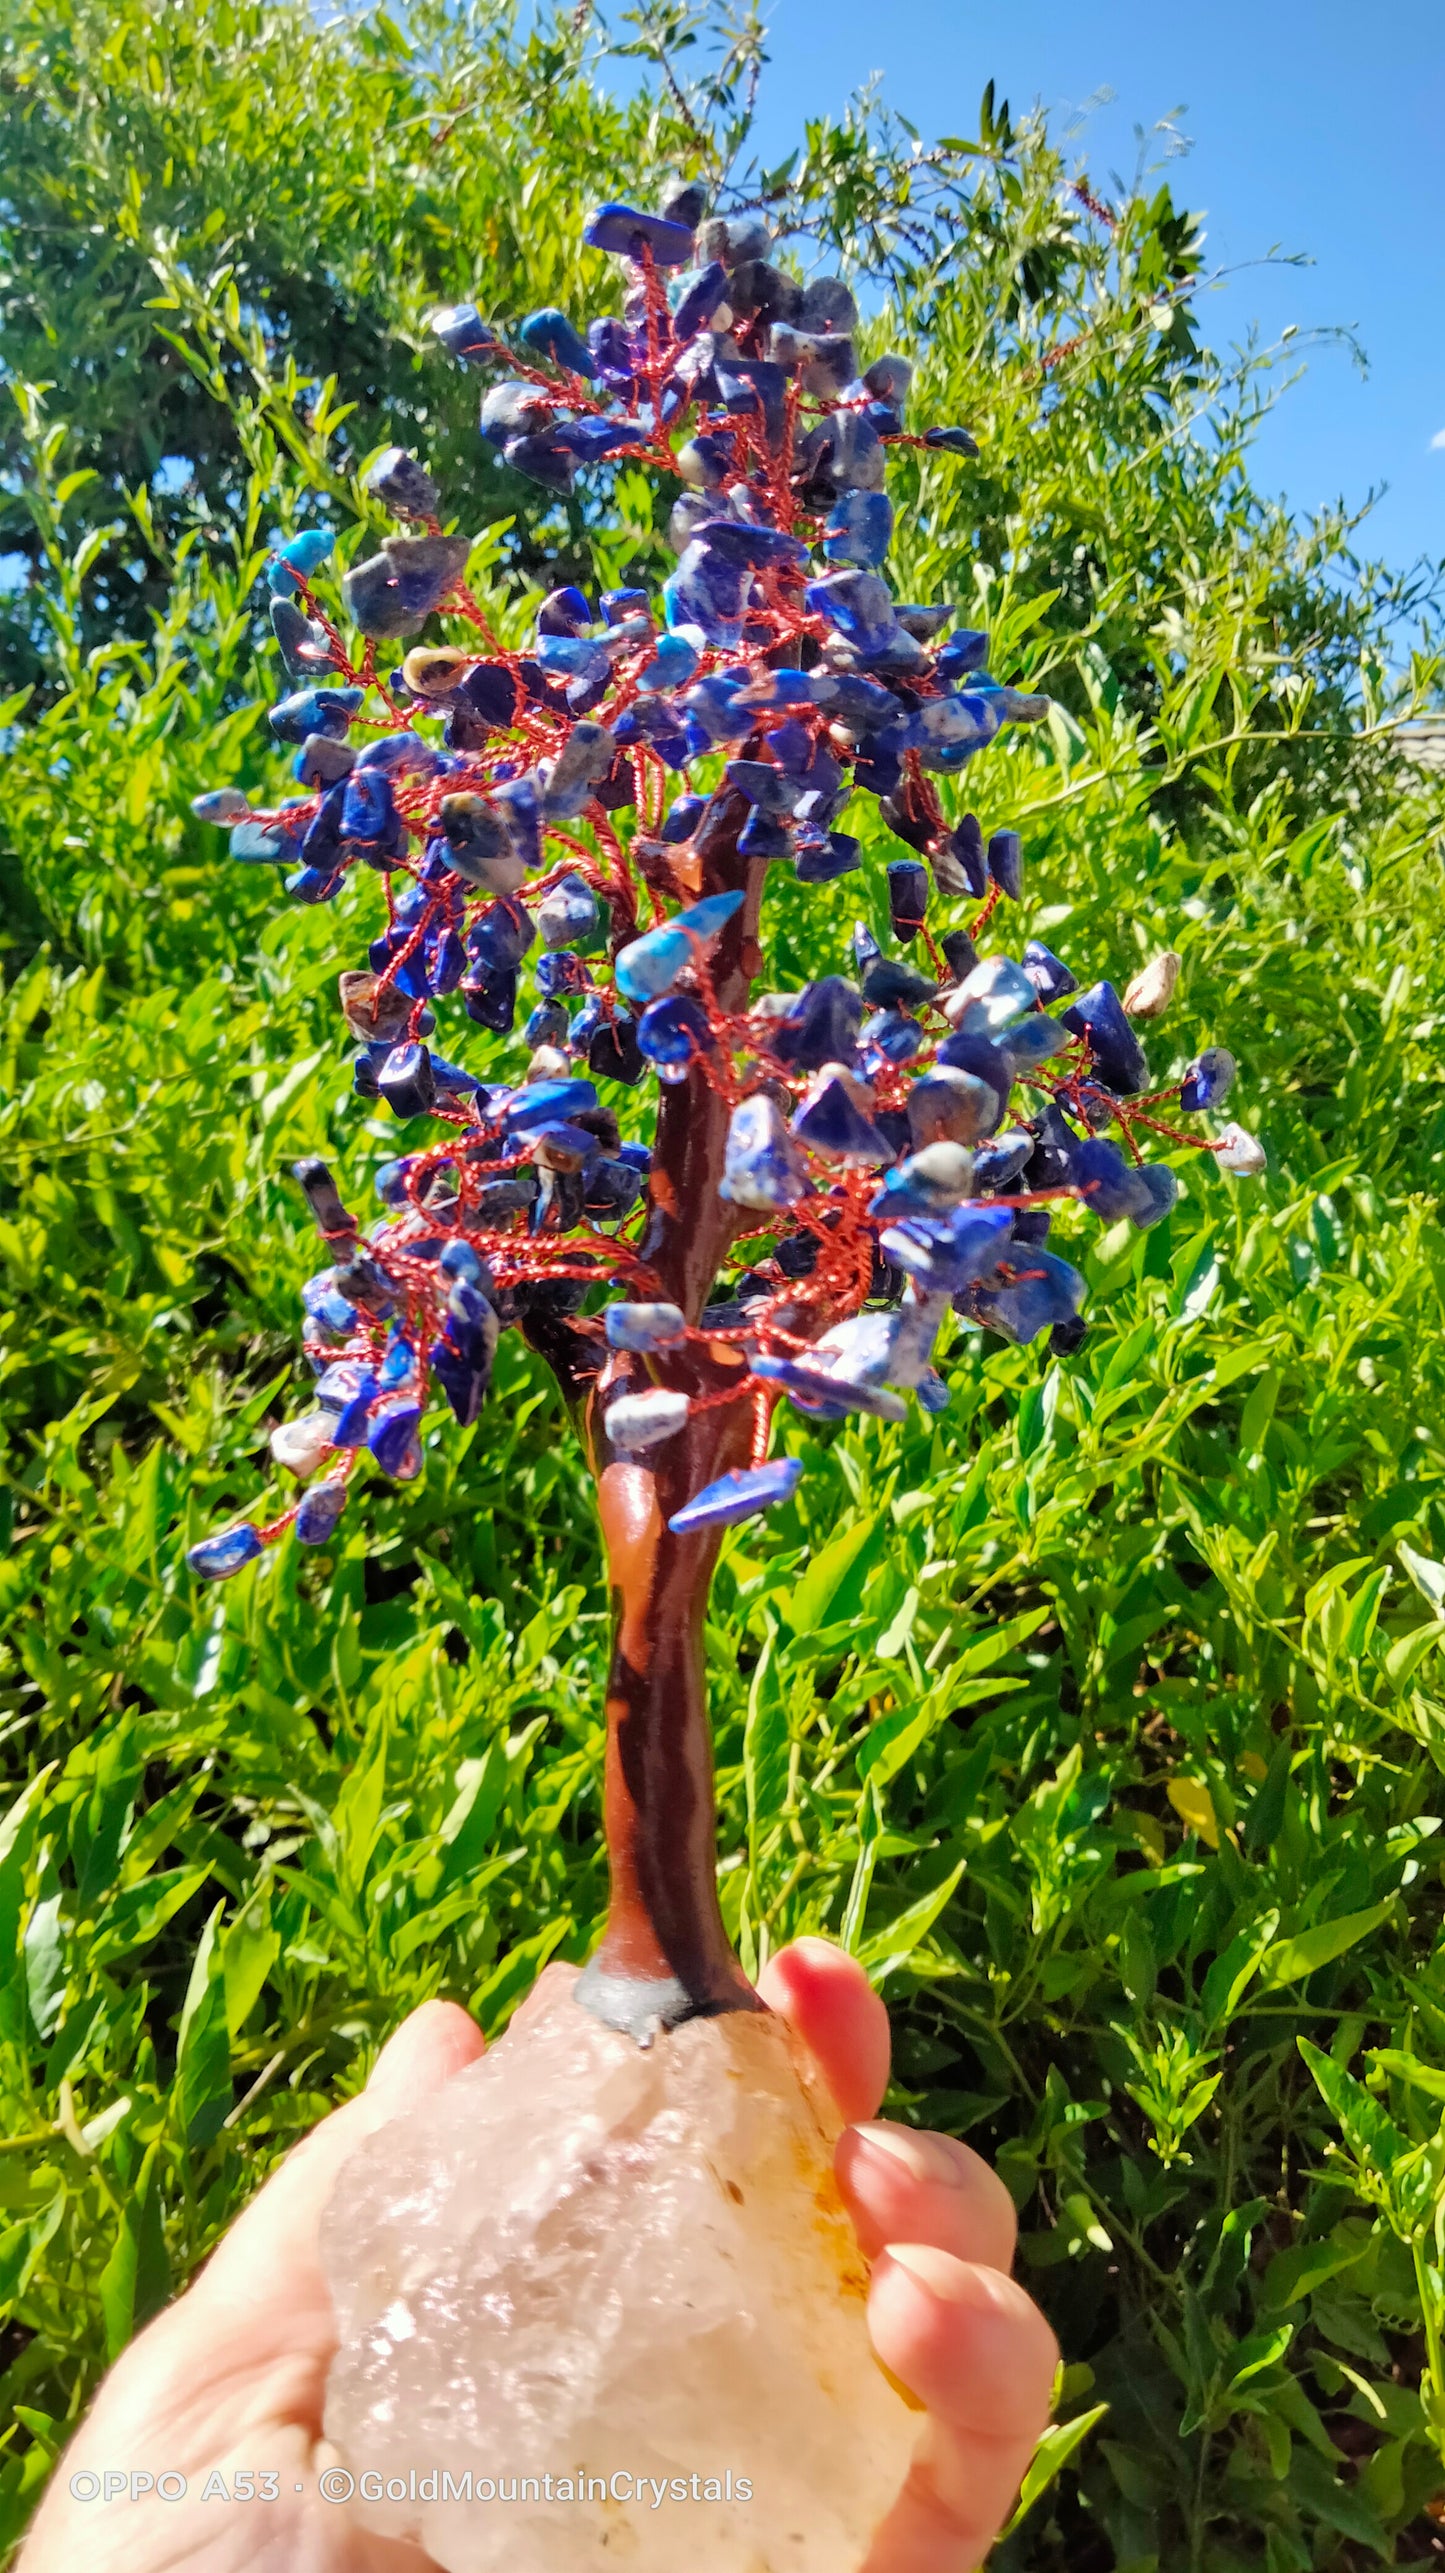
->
[188,180,1263,2044]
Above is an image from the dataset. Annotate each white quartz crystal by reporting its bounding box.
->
[322,1968,918,2570]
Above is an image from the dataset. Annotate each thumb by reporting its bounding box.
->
[196,2000,485,2309]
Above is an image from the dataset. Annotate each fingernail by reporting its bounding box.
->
[853,2122,968,2189]
[885,2243,978,2301]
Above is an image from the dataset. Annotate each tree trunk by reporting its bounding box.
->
[572,788,772,2036]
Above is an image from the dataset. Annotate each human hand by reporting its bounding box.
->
[19,1940,1055,2573]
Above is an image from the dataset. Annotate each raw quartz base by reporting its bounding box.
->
[322,1967,919,2570]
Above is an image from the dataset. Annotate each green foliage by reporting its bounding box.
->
[2,3,1445,2565]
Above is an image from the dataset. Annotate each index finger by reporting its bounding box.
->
[757,1936,892,2124]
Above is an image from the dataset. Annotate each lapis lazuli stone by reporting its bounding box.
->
[720,1094,809,1208]
[667,1457,805,1535]
[584,203,696,265]
[887,859,929,942]
[970,1249,1086,1346]
[295,1481,347,1546]
[989,830,1024,900]
[1061,982,1149,1095]
[638,992,714,1079]
[823,490,893,569]
[605,1302,688,1352]
[230,818,300,866]
[770,977,864,1073]
[1180,1046,1236,1112]
[187,1523,263,1580]
[517,308,596,376]
[753,1352,907,1423]
[881,1202,1014,1292]
[1023,941,1077,1002]
[791,1077,892,1166]
[364,447,440,518]
[429,303,504,365]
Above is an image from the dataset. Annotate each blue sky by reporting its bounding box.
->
[668,0,1444,599]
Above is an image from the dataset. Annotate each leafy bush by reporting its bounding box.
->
[2,5,1445,2565]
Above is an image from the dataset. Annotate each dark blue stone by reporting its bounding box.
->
[738,809,793,861]
[887,859,929,942]
[467,896,534,974]
[939,929,978,983]
[285,863,345,903]
[526,997,571,1049]
[584,204,696,265]
[463,971,518,1033]
[770,977,864,1072]
[1060,982,1148,1095]
[230,818,301,866]
[662,793,708,844]
[379,1042,438,1119]
[501,433,576,494]
[972,1132,1033,1192]
[518,308,596,376]
[589,318,634,378]
[554,416,648,462]
[881,1203,1014,1292]
[934,1030,1008,1134]
[673,259,729,339]
[1071,1135,1149,1223]
[637,993,714,1079]
[1180,1047,1236,1112]
[667,1458,805,1534]
[795,832,860,883]
[295,1481,348,1547]
[368,1397,423,1477]
[1024,1101,1081,1191]
[989,829,1024,900]
[300,779,346,868]
[535,953,592,998]
[342,767,396,843]
[852,748,903,799]
[863,957,936,1009]
[862,1008,924,1065]
[187,1523,263,1580]
[791,1077,891,1164]
[494,774,543,871]
[923,426,980,456]
[1023,941,1077,1002]
[268,685,364,745]
[583,1158,644,1219]
[430,302,504,365]
[536,585,593,637]
[293,733,356,788]
[421,931,467,998]
[588,1013,646,1085]
[364,447,440,517]
[430,1324,493,1426]
[934,628,990,681]
[270,596,341,681]
[971,1249,1085,1347]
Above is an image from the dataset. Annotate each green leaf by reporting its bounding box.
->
[1262,1901,1394,1986]
[175,1902,232,2150]
[1399,1541,1445,1615]
[1298,2038,1411,2180]
[744,1627,788,1856]
[783,1515,880,1635]
[98,2140,169,2361]
[858,1861,965,1979]
[1003,2404,1108,2533]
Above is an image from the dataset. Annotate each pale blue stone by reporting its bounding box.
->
[614,890,744,1003]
